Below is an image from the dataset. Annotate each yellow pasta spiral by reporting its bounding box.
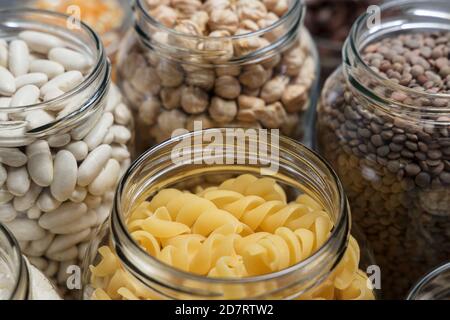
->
[90,175,375,300]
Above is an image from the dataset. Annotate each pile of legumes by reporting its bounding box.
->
[117,0,318,152]
[89,175,374,300]
[318,28,450,297]
[0,16,133,295]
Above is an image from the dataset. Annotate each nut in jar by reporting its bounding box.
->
[117,0,319,153]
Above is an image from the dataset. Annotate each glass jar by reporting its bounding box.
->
[116,0,319,154]
[0,222,61,300]
[407,262,450,300]
[82,129,376,300]
[304,0,383,81]
[317,0,450,299]
[0,9,133,296]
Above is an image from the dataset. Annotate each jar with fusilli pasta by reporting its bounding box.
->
[81,129,377,300]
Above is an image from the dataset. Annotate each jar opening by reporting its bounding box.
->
[344,0,450,117]
[110,129,350,299]
[133,0,305,65]
[0,8,110,135]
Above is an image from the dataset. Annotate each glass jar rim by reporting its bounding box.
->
[0,223,28,300]
[135,0,305,41]
[0,8,109,128]
[344,0,450,114]
[406,262,450,300]
[110,129,350,297]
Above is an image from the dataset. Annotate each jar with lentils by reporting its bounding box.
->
[317,0,450,299]
[0,9,133,296]
[117,0,319,153]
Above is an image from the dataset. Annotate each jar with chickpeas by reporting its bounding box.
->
[0,9,133,296]
[317,0,450,299]
[117,0,319,153]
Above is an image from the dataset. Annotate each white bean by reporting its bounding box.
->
[48,47,91,72]
[95,203,111,226]
[44,261,59,277]
[0,147,27,167]
[15,72,48,89]
[0,45,7,68]
[111,145,131,162]
[37,189,62,213]
[0,97,11,108]
[29,59,65,79]
[46,246,78,262]
[50,210,96,234]
[84,194,102,209]
[28,256,49,270]
[5,219,46,241]
[64,141,88,161]
[114,103,132,125]
[0,203,16,222]
[43,87,65,104]
[88,159,120,196]
[25,109,55,129]
[0,163,6,187]
[51,150,77,202]
[110,125,132,144]
[0,66,16,96]
[102,130,115,145]
[10,84,40,107]
[39,202,87,230]
[7,166,30,196]
[69,186,87,203]
[27,205,42,220]
[47,134,71,148]
[28,233,54,256]
[19,31,64,54]
[46,229,91,255]
[40,70,83,97]
[78,242,89,261]
[9,40,29,76]
[26,140,53,187]
[13,182,42,212]
[105,84,122,112]
[77,144,112,187]
[0,188,14,204]
[83,112,114,151]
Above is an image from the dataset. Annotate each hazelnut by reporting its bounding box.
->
[181,86,209,114]
[208,9,239,34]
[281,84,308,112]
[214,76,241,99]
[149,5,178,28]
[186,68,216,90]
[171,0,203,18]
[260,76,289,103]
[160,87,182,110]
[254,102,287,128]
[139,96,161,126]
[209,97,238,124]
[186,114,216,131]
[131,66,161,96]
[236,0,267,21]
[238,95,265,110]
[156,60,184,87]
[239,64,268,89]
[263,0,289,17]
[203,0,230,14]
[202,30,234,64]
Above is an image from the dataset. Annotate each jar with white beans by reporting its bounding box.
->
[117,0,319,153]
[0,9,133,296]
[0,222,60,300]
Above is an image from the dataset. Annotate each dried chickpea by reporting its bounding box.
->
[282,84,308,112]
[254,101,287,128]
[139,96,161,126]
[261,76,289,103]
[156,60,185,87]
[160,87,182,110]
[208,9,239,34]
[150,5,178,27]
[239,64,268,89]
